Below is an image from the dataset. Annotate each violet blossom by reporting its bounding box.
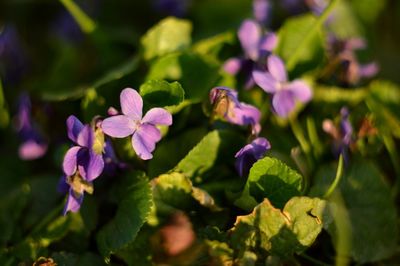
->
[15,93,48,160]
[282,0,328,16]
[323,107,353,162]
[223,19,277,89]
[101,88,172,160]
[253,0,271,25]
[62,115,104,214]
[209,87,261,135]
[252,55,312,117]
[324,35,379,85]
[235,137,271,177]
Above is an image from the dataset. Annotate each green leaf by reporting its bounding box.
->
[139,79,185,111]
[230,197,328,257]
[52,251,105,266]
[147,52,220,102]
[276,14,324,73]
[175,130,244,180]
[96,171,153,258]
[193,31,235,63]
[235,157,303,211]
[350,0,387,24]
[313,85,367,104]
[312,160,398,263]
[141,17,192,61]
[326,0,363,38]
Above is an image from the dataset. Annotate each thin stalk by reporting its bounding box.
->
[306,117,323,157]
[286,0,340,71]
[290,117,313,169]
[59,0,96,33]
[29,201,65,236]
[382,134,400,195]
[324,154,344,198]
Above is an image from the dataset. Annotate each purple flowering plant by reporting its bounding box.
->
[2,1,400,265]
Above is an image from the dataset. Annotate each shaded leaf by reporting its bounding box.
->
[139,79,185,111]
[141,17,192,60]
[235,157,303,211]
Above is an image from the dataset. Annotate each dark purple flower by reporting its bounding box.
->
[253,0,271,25]
[252,55,312,117]
[235,137,271,177]
[153,0,191,17]
[323,107,353,161]
[15,93,48,160]
[223,19,277,89]
[62,115,104,214]
[325,36,379,85]
[209,87,261,135]
[281,0,327,16]
[101,88,172,160]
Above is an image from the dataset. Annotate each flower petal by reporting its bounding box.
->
[142,108,172,126]
[252,69,278,93]
[77,125,94,148]
[18,140,47,160]
[101,115,136,138]
[63,146,81,176]
[79,150,104,181]
[228,102,261,133]
[120,88,143,119]
[238,19,261,61]
[63,189,84,215]
[253,0,270,24]
[272,90,295,117]
[223,57,243,75]
[131,124,161,160]
[268,55,287,82]
[285,80,312,103]
[66,115,84,143]
[259,32,277,52]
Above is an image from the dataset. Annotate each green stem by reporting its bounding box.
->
[29,200,65,236]
[324,154,344,198]
[306,117,323,157]
[286,0,340,71]
[290,117,313,168]
[382,134,400,195]
[59,0,96,33]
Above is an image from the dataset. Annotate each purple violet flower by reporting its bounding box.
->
[323,107,353,162]
[153,0,191,17]
[235,137,271,177]
[253,0,271,25]
[209,87,261,135]
[282,0,328,16]
[62,115,104,214]
[15,93,48,160]
[223,19,277,89]
[101,88,172,160]
[252,55,312,117]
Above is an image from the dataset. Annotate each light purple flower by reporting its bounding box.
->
[252,55,312,117]
[235,137,271,177]
[209,87,261,135]
[253,0,271,25]
[323,107,353,162]
[101,88,172,160]
[15,93,48,160]
[61,115,104,214]
[223,19,277,89]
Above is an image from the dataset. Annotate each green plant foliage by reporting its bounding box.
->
[312,160,398,263]
[235,157,303,211]
[96,171,153,258]
[230,197,328,257]
[141,17,192,61]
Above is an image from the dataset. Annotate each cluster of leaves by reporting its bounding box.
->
[1,0,400,265]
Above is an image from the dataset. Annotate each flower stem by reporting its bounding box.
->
[59,0,96,34]
[29,200,65,236]
[286,0,340,71]
[324,154,344,198]
[382,134,400,196]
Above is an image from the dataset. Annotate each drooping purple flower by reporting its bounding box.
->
[323,107,353,162]
[209,87,261,135]
[235,137,271,177]
[101,88,172,160]
[324,35,379,85]
[61,115,104,214]
[252,55,312,117]
[223,19,277,89]
[153,0,191,17]
[15,93,48,160]
[253,0,271,25]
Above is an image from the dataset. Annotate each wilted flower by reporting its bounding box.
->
[323,107,353,161]
[210,87,261,135]
[62,115,104,214]
[223,19,277,89]
[323,36,379,85]
[252,55,312,117]
[102,88,172,160]
[15,93,48,160]
[235,137,271,177]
